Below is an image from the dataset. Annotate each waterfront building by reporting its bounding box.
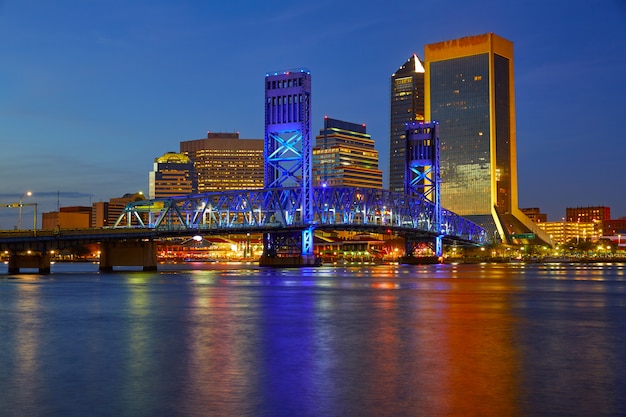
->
[424,33,549,245]
[91,201,108,228]
[389,54,425,192]
[149,152,197,199]
[106,192,146,226]
[521,208,548,224]
[537,220,599,244]
[566,206,609,237]
[313,117,383,189]
[566,206,610,223]
[41,206,92,230]
[180,132,264,192]
[603,218,626,237]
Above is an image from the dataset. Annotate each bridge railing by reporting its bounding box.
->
[114,187,487,244]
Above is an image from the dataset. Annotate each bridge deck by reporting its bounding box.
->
[0,187,487,252]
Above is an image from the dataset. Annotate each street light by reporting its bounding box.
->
[18,191,32,230]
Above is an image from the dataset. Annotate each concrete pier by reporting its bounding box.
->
[8,253,51,274]
[99,239,158,271]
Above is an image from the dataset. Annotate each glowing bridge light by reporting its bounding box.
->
[192,235,203,242]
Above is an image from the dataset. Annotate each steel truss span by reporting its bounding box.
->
[114,186,487,245]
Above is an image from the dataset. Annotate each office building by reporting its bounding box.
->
[389,54,425,192]
[91,201,109,228]
[107,192,146,227]
[566,206,610,223]
[537,221,599,244]
[566,206,609,237]
[521,208,547,224]
[149,152,197,199]
[313,117,383,189]
[41,206,92,230]
[425,33,549,244]
[180,132,264,192]
[603,218,626,237]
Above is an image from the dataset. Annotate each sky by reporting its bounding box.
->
[1,0,625,229]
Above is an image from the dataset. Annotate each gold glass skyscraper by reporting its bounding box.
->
[425,33,548,244]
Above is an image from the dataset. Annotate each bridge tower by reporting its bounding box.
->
[404,121,443,259]
[261,69,317,266]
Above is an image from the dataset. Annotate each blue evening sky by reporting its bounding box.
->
[1,0,625,228]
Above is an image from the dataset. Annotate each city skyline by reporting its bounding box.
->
[1,0,625,229]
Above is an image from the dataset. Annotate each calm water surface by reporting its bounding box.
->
[0,261,625,417]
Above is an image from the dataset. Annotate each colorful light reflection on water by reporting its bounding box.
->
[0,262,625,417]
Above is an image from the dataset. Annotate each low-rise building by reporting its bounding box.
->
[42,206,92,230]
[537,221,599,244]
[520,208,547,223]
[603,218,626,236]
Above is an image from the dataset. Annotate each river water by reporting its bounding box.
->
[0,261,625,417]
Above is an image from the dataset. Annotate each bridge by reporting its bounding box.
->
[0,185,485,272]
[114,185,486,244]
[0,68,487,273]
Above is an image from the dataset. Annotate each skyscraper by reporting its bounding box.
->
[389,54,425,192]
[180,132,264,192]
[149,151,197,199]
[425,33,548,244]
[313,117,382,189]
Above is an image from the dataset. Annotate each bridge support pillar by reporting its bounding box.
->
[399,236,442,265]
[435,235,443,259]
[99,239,158,271]
[8,252,51,274]
[259,230,320,267]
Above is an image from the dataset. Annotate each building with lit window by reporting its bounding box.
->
[313,117,382,189]
[91,201,109,228]
[425,33,550,245]
[106,192,146,226]
[149,152,197,199]
[603,218,626,237]
[521,208,548,224]
[537,221,599,244]
[88,193,146,228]
[389,54,425,192]
[180,132,264,192]
[566,206,610,223]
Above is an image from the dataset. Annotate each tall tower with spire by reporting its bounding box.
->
[389,54,425,192]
